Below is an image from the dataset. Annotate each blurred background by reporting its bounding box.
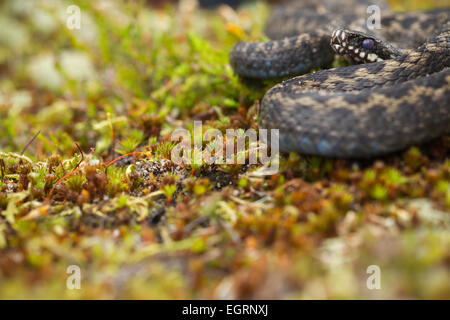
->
[0,0,448,300]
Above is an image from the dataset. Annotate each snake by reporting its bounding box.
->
[229,0,450,158]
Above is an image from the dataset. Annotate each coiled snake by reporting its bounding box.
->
[230,0,450,157]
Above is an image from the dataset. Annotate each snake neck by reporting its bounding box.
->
[397,27,450,75]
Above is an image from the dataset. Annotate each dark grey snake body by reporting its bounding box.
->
[230,0,450,157]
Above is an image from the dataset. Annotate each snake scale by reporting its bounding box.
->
[229,0,450,158]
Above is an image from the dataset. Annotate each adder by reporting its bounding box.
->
[229,0,450,157]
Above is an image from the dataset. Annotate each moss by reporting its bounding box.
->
[0,0,448,300]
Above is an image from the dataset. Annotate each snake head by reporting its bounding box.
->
[330,29,401,64]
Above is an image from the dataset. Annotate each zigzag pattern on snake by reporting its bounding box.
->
[229,0,450,158]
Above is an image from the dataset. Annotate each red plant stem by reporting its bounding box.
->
[45,148,95,202]
[100,151,145,168]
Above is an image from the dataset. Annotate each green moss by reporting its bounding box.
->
[0,0,447,300]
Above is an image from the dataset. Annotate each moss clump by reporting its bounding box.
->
[0,0,448,299]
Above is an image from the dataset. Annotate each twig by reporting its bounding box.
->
[0,159,5,183]
[73,142,84,171]
[59,160,67,176]
[107,113,116,161]
[20,130,40,156]
[101,151,146,168]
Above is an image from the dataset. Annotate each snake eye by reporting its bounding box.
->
[362,39,375,50]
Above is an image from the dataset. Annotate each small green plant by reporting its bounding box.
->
[163,184,177,205]
[66,174,86,192]
[371,184,389,201]
[155,141,177,160]
[117,194,128,209]
[116,130,145,155]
